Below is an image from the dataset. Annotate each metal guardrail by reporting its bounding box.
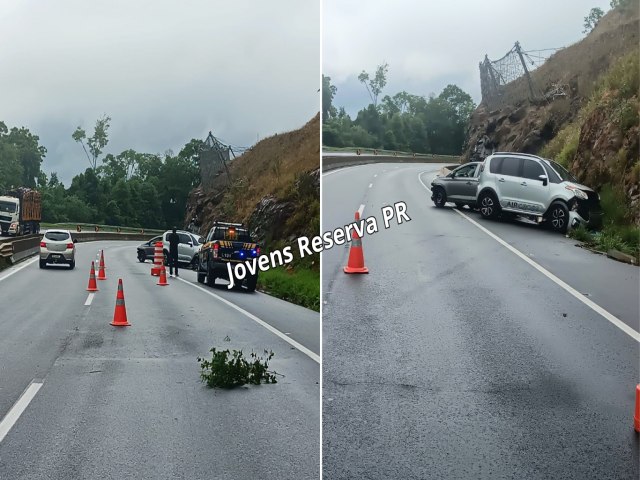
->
[322,155,461,172]
[0,232,156,265]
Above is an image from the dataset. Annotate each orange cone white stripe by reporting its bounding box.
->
[110,279,131,327]
[344,211,369,274]
[86,261,99,292]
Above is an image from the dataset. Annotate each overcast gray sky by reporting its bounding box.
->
[323,0,611,116]
[0,0,319,184]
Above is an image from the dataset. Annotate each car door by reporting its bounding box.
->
[145,236,161,257]
[447,164,477,201]
[495,156,523,209]
[177,233,193,262]
[518,159,549,214]
[457,163,480,202]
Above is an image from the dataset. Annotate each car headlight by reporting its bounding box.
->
[565,185,588,200]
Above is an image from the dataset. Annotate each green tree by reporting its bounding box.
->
[322,75,338,121]
[72,114,111,170]
[583,7,604,33]
[358,62,389,107]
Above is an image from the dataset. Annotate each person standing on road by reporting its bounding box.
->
[167,227,180,277]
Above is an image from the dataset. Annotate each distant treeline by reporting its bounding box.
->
[0,118,201,229]
[322,66,476,155]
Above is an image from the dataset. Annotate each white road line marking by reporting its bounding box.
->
[417,171,640,343]
[0,380,43,443]
[84,293,95,306]
[0,257,39,284]
[322,168,348,177]
[175,278,320,363]
[357,204,365,217]
[368,183,373,188]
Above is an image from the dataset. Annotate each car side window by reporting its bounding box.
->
[500,157,522,177]
[489,157,504,174]
[178,233,191,244]
[522,159,545,180]
[455,165,474,178]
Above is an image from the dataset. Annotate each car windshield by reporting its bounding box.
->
[45,231,70,241]
[548,159,578,183]
[0,201,17,213]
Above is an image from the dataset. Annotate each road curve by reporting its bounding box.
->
[322,162,639,479]
[0,241,319,479]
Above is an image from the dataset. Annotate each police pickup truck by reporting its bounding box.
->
[197,221,260,291]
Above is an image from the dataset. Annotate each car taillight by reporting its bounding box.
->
[66,243,74,249]
[256,247,260,255]
[40,242,46,248]
[213,243,219,258]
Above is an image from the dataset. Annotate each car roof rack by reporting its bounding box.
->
[492,152,542,159]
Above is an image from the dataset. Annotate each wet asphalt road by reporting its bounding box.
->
[0,241,319,479]
[322,162,639,479]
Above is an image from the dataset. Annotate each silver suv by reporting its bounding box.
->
[476,153,602,233]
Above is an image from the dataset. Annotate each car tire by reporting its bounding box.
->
[246,274,258,292]
[197,271,206,284]
[191,255,199,271]
[548,202,569,234]
[69,260,75,270]
[432,187,447,208]
[479,191,500,219]
[137,251,146,263]
[206,264,215,287]
[39,259,46,269]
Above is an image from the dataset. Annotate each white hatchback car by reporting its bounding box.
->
[40,229,76,269]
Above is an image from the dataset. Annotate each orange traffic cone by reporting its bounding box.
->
[97,251,107,280]
[110,279,131,327]
[344,211,369,274]
[157,265,169,286]
[634,384,640,433]
[87,261,99,292]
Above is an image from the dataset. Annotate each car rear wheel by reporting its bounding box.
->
[206,264,215,287]
[69,260,75,270]
[246,274,258,292]
[137,250,146,263]
[479,191,500,219]
[433,187,447,208]
[39,259,46,269]
[549,202,569,234]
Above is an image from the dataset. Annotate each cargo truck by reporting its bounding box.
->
[0,188,42,236]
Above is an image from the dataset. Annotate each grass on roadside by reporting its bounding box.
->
[257,266,319,312]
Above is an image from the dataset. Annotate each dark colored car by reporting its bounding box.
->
[430,162,481,209]
[136,236,162,263]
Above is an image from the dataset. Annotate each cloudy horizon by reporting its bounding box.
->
[0,0,319,185]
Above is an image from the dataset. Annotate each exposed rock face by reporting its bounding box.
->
[465,101,564,162]
[248,195,296,244]
[572,105,640,216]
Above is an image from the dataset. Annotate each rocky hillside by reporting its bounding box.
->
[464,1,639,217]
[185,114,320,248]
